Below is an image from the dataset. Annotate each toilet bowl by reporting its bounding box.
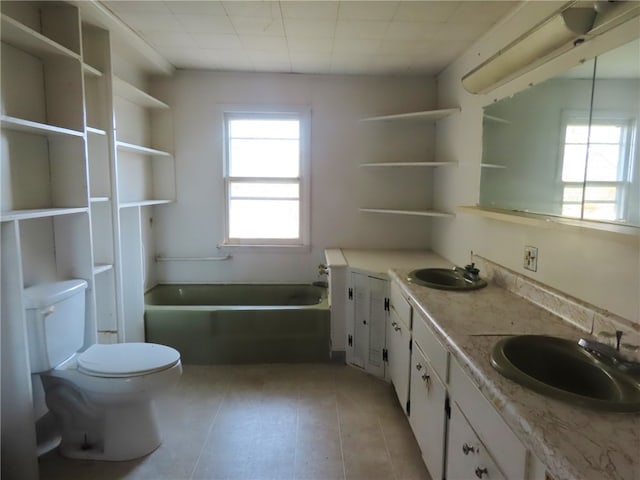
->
[24,280,182,461]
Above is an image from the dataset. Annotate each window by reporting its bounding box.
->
[223,110,309,246]
[561,115,635,221]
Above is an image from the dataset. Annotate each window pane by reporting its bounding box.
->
[561,203,582,218]
[585,144,620,181]
[583,202,617,221]
[564,125,589,143]
[229,119,299,139]
[229,199,299,239]
[589,125,621,144]
[561,144,587,182]
[230,182,299,199]
[584,185,618,202]
[230,139,299,177]
[563,186,583,202]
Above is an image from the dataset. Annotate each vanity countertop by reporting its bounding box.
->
[389,268,640,480]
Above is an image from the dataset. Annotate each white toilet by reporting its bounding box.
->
[24,279,182,461]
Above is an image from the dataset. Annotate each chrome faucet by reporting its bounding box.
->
[578,332,640,374]
[454,262,481,282]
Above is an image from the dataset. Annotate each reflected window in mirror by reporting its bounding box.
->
[480,37,640,228]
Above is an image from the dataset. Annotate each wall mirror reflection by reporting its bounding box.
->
[480,38,640,228]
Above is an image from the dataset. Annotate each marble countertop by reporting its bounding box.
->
[389,268,640,480]
[324,249,451,276]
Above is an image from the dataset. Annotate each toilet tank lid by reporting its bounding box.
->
[24,280,88,309]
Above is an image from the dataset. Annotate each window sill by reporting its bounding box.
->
[218,243,311,253]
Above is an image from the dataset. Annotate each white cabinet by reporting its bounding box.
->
[346,271,388,378]
[410,310,449,480]
[387,281,412,412]
[447,402,506,480]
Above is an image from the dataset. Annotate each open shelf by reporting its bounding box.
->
[361,162,457,168]
[86,126,107,136]
[1,207,88,222]
[90,196,110,203]
[82,63,102,78]
[113,77,169,109]
[120,200,173,208]
[483,114,511,125]
[1,14,81,61]
[360,208,454,218]
[116,141,171,157]
[1,115,84,138]
[360,108,460,123]
[94,263,114,275]
[480,163,507,169]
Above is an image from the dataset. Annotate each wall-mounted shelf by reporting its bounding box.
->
[94,263,113,275]
[360,108,460,123]
[1,14,81,60]
[86,126,107,136]
[361,162,457,168]
[83,63,102,78]
[483,114,511,125]
[1,207,88,222]
[116,141,171,157]
[1,115,84,138]
[113,77,169,109]
[90,197,110,203]
[360,208,454,218]
[120,200,172,209]
[480,163,507,169]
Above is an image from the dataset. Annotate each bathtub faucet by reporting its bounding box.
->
[318,264,329,276]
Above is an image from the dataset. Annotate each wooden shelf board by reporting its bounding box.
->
[1,115,84,138]
[360,208,454,218]
[480,163,507,169]
[120,200,173,208]
[83,63,103,77]
[94,263,114,275]
[113,77,169,109]
[483,114,511,125]
[87,126,107,136]
[1,14,81,60]
[361,162,457,168]
[116,141,171,157]
[457,206,640,237]
[1,207,87,222]
[360,108,460,123]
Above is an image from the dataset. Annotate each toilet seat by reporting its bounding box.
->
[78,343,180,377]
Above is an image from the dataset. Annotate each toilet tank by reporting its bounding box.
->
[24,279,88,373]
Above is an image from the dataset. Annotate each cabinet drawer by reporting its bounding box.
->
[449,358,527,480]
[447,402,506,480]
[390,280,411,329]
[412,310,448,383]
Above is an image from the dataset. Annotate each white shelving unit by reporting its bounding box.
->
[359,107,459,219]
[1,3,174,476]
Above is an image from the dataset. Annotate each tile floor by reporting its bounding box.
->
[38,363,431,480]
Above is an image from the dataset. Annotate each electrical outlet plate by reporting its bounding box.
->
[524,246,538,272]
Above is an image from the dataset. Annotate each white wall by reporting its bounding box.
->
[434,5,640,323]
[153,72,437,284]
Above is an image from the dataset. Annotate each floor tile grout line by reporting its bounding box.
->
[377,414,400,480]
[187,378,226,480]
[334,373,347,480]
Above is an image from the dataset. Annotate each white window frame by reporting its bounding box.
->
[221,107,311,249]
[559,110,635,222]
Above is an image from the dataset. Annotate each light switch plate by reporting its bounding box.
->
[524,246,538,272]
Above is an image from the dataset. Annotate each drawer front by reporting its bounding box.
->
[412,310,448,383]
[450,359,527,480]
[389,280,411,330]
[447,402,506,480]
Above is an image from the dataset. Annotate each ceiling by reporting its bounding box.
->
[101,1,518,75]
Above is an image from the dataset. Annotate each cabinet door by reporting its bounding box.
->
[346,272,387,377]
[409,343,447,480]
[447,402,506,480]
[388,306,411,413]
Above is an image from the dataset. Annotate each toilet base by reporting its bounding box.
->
[43,377,164,461]
[57,399,162,461]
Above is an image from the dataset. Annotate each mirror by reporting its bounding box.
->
[480,38,640,228]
